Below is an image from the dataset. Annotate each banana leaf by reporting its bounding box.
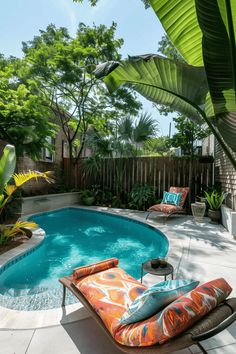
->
[95,55,208,123]
[0,145,16,194]
[150,0,236,151]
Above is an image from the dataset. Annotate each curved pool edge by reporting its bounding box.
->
[0,302,90,330]
[0,206,184,330]
[0,227,45,275]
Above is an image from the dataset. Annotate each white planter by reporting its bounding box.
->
[22,192,80,215]
[221,204,236,239]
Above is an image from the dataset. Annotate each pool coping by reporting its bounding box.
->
[0,205,183,330]
[0,227,45,275]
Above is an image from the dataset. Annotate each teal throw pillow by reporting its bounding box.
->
[162,191,182,206]
[120,279,199,325]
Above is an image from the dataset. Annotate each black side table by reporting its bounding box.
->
[141,260,174,283]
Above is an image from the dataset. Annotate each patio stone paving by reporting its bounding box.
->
[1,208,236,354]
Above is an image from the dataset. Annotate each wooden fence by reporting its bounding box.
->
[64,156,213,203]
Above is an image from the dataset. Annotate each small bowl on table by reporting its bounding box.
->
[150,257,167,269]
[150,258,160,269]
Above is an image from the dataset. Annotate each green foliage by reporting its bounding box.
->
[80,189,94,199]
[22,23,141,170]
[0,55,56,158]
[204,190,226,211]
[170,115,210,157]
[158,35,184,63]
[129,184,156,211]
[0,221,37,246]
[0,145,16,194]
[0,146,54,246]
[92,185,113,206]
[96,1,236,170]
[143,136,170,156]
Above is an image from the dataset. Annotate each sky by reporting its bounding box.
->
[0,0,175,136]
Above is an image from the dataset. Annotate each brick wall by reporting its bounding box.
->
[215,141,236,210]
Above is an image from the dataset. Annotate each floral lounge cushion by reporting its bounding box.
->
[162,191,182,206]
[114,278,232,346]
[73,258,119,281]
[119,279,199,325]
[148,203,182,214]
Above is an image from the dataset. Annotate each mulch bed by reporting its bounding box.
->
[0,236,29,256]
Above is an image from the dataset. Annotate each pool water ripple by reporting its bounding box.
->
[0,208,168,311]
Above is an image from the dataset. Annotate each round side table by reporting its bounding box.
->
[141,260,174,284]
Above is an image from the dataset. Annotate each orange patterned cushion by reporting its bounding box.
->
[73,265,232,347]
[74,267,147,336]
[73,258,119,281]
[148,203,182,214]
[114,278,232,346]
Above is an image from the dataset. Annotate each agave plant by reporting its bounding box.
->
[0,144,54,245]
[204,191,227,211]
[95,0,236,170]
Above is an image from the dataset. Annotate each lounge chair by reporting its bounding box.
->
[59,258,236,354]
[146,187,190,220]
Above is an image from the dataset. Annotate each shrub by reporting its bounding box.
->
[129,184,156,211]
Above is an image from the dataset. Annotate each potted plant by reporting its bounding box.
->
[204,190,226,223]
[80,189,95,206]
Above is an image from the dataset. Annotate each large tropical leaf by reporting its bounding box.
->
[195,0,236,151]
[96,55,208,123]
[150,0,236,152]
[150,0,203,66]
[0,145,16,194]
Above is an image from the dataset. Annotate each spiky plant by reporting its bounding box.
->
[0,145,54,245]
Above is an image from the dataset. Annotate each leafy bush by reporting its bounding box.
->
[129,184,156,211]
[93,185,113,206]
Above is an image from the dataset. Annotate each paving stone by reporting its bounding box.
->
[0,329,34,354]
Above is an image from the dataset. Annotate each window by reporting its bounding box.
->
[41,137,55,162]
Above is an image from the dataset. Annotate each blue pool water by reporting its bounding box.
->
[0,208,169,310]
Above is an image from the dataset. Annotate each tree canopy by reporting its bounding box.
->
[22,23,141,166]
[0,55,55,158]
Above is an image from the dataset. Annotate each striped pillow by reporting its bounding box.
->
[73,258,119,281]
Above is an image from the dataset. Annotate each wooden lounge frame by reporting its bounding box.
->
[146,207,187,221]
[59,276,236,354]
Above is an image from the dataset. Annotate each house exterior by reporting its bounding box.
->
[202,135,236,210]
[202,134,236,238]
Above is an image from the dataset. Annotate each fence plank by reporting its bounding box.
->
[64,157,213,201]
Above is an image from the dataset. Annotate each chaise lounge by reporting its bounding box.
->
[146,187,190,220]
[59,258,236,354]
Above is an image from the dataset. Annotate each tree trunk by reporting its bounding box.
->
[67,141,75,189]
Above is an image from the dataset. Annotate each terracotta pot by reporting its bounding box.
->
[208,209,221,224]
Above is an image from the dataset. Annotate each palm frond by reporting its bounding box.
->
[4,184,17,197]
[0,221,38,239]
[13,171,54,187]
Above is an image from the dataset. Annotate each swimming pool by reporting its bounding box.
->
[0,208,169,311]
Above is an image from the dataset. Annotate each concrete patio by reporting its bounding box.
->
[1,209,236,354]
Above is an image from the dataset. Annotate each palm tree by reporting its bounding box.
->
[117,112,158,155]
